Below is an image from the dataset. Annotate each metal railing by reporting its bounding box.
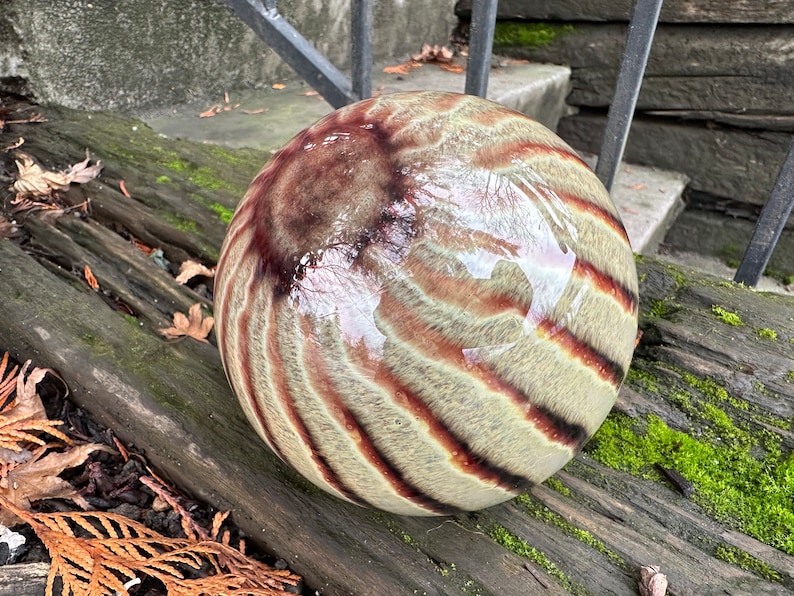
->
[224,0,793,288]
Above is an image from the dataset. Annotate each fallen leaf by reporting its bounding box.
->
[175,260,216,285]
[412,43,454,64]
[12,151,102,199]
[439,63,465,73]
[159,303,214,343]
[639,565,668,596]
[0,443,112,526]
[242,108,267,115]
[627,183,648,191]
[119,179,131,198]
[224,91,230,104]
[383,61,421,75]
[83,265,99,290]
[64,151,103,184]
[301,90,319,97]
[199,107,218,118]
[271,83,286,90]
[130,237,153,254]
[2,136,24,152]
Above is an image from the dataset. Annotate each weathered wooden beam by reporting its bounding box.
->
[0,562,49,596]
[455,0,794,24]
[557,111,793,206]
[1,104,792,595]
[490,24,794,121]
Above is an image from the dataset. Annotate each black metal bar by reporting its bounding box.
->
[351,0,373,100]
[595,0,663,192]
[464,0,498,97]
[734,140,794,287]
[225,0,355,108]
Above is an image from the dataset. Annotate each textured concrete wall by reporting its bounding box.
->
[0,0,457,112]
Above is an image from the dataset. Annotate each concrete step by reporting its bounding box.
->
[140,61,572,151]
[579,154,688,255]
[141,61,688,259]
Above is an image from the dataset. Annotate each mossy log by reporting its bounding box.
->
[1,104,793,595]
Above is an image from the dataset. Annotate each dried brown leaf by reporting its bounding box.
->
[439,62,465,73]
[83,265,99,290]
[383,61,421,75]
[12,151,103,199]
[159,303,214,343]
[0,443,112,526]
[639,565,668,596]
[119,179,131,198]
[271,83,286,90]
[175,260,216,285]
[412,43,454,63]
[2,136,24,152]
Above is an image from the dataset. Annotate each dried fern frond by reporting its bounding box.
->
[0,494,301,596]
[0,352,19,406]
[0,411,72,453]
[0,356,71,456]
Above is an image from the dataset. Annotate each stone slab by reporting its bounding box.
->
[141,62,573,152]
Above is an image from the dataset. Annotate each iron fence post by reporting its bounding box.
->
[595,0,663,192]
[351,0,373,100]
[734,139,794,287]
[225,0,355,108]
[465,0,498,98]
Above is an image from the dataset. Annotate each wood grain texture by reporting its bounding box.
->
[0,562,49,596]
[557,111,793,206]
[0,104,792,594]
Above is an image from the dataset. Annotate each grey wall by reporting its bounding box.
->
[0,0,457,112]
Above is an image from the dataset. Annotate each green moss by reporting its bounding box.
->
[751,412,792,431]
[489,524,587,595]
[711,305,744,326]
[384,521,420,549]
[516,494,625,566]
[121,314,140,327]
[161,212,199,233]
[626,368,659,393]
[543,476,571,497]
[587,413,794,554]
[492,22,575,49]
[714,545,782,582]
[679,371,748,411]
[210,203,235,225]
[787,371,794,383]
[756,328,778,340]
[648,298,680,319]
[155,175,172,184]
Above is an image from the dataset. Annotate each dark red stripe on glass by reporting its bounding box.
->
[536,318,626,388]
[265,305,369,508]
[376,288,588,450]
[300,318,451,513]
[572,258,638,316]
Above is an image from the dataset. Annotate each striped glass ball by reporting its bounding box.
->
[214,91,638,516]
